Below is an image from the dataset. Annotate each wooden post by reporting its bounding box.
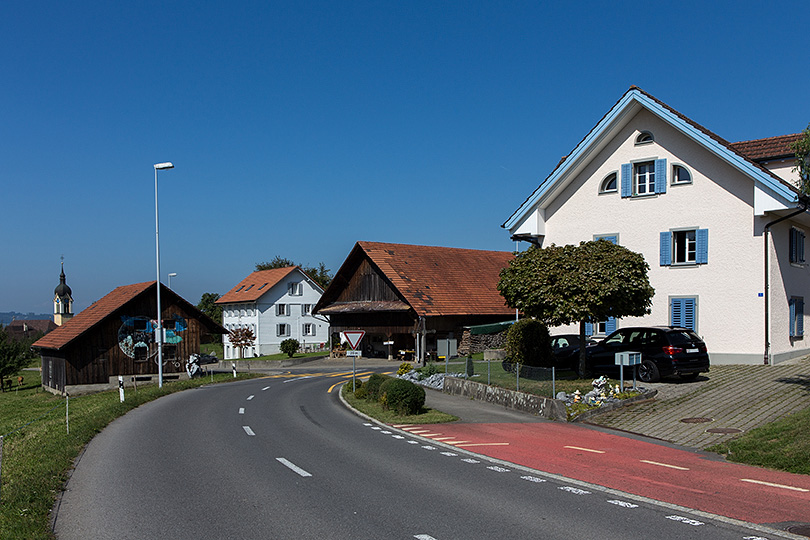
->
[1,435,4,503]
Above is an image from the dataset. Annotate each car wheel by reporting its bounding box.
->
[636,360,660,383]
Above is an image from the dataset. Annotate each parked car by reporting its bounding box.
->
[551,334,596,369]
[584,326,709,383]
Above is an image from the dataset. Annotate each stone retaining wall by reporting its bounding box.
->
[443,377,567,421]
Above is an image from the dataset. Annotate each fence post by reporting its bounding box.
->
[1,434,4,503]
[552,366,556,398]
[66,394,70,435]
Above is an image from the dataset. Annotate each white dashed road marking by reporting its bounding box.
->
[665,515,704,526]
[564,445,605,454]
[559,486,590,495]
[246,395,254,401]
[520,475,547,483]
[242,426,255,436]
[740,478,809,492]
[238,408,245,414]
[276,457,312,478]
[639,460,690,471]
[607,500,638,508]
[487,466,511,473]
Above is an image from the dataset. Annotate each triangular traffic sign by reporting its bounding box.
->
[344,330,365,350]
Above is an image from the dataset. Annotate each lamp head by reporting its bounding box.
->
[154,162,174,170]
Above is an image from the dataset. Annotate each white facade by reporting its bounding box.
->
[505,88,809,365]
[219,268,329,359]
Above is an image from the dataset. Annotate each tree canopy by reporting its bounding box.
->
[255,257,333,290]
[0,327,31,389]
[228,327,256,359]
[197,292,223,325]
[790,123,810,195]
[497,240,655,375]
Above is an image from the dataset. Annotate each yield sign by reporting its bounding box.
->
[344,330,365,350]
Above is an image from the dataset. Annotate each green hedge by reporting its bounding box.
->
[378,377,425,415]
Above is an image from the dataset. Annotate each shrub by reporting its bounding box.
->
[279,338,300,358]
[505,319,553,367]
[354,385,368,399]
[397,362,413,376]
[418,363,438,378]
[364,373,392,400]
[378,378,426,415]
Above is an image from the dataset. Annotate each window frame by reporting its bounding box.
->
[277,323,290,337]
[669,296,698,332]
[635,131,654,145]
[302,323,316,336]
[671,164,692,185]
[661,228,708,266]
[790,227,806,265]
[276,304,288,316]
[599,172,618,194]
[288,282,303,296]
[634,161,656,196]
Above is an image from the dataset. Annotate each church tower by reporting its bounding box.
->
[54,261,74,326]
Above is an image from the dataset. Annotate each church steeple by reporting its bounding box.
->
[54,259,74,326]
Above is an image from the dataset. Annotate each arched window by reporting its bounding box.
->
[599,172,618,194]
[672,165,692,185]
[635,131,654,145]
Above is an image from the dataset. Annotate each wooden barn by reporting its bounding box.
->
[313,241,515,362]
[34,281,225,395]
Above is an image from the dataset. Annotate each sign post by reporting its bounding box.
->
[343,331,365,392]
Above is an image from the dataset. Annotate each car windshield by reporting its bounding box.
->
[667,330,702,345]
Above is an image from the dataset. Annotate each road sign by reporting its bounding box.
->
[346,350,361,357]
[344,330,365,350]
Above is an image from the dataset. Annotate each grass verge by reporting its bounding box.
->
[341,383,457,424]
[706,406,810,475]
[0,370,260,540]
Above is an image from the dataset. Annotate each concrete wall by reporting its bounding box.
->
[443,376,567,421]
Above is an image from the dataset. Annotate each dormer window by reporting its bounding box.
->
[672,165,692,185]
[635,131,654,145]
[599,172,618,194]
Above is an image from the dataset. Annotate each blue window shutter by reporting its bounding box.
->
[801,231,806,263]
[683,298,695,331]
[671,298,696,330]
[655,158,667,194]
[660,231,672,266]
[621,163,632,198]
[671,298,683,327]
[585,322,593,337]
[790,298,797,337]
[696,228,709,264]
[790,229,797,263]
[605,317,617,333]
[799,299,805,336]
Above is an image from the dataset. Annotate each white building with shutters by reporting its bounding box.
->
[504,86,810,365]
[216,266,328,359]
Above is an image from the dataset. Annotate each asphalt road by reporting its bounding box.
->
[53,370,797,539]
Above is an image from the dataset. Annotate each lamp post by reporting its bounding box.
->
[168,272,177,289]
[154,161,174,388]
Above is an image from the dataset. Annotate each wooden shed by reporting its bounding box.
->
[313,241,515,362]
[34,281,225,395]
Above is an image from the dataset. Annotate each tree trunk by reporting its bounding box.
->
[577,320,591,379]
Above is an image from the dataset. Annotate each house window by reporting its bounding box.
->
[790,297,804,338]
[790,227,805,264]
[672,165,692,185]
[276,304,287,316]
[302,304,312,316]
[621,159,666,197]
[599,173,617,194]
[594,234,618,244]
[635,131,654,145]
[585,317,616,337]
[277,323,290,337]
[670,297,697,331]
[660,229,708,265]
[288,282,303,296]
[303,323,316,336]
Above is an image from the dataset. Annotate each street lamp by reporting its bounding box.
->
[168,272,177,289]
[154,161,174,388]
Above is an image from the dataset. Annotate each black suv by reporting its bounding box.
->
[585,326,709,383]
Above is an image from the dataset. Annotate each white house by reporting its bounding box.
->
[216,266,328,359]
[504,86,809,365]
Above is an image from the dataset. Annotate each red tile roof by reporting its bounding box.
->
[216,267,298,304]
[33,282,154,350]
[728,134,802,162]
[356,241,515,317]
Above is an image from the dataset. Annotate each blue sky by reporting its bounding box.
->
[3,0,809,314]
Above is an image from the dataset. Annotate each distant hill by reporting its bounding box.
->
[0,312,52,326]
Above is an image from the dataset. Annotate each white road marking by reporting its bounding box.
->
[455,442,509,447]
[371,426,381,430]
[238,408,245,414]
[665,515,704,526]
[414,535,437,540]
[639,460,690,471]
[559,486,590,495]
[262,386,271,391]
[461,458,480,464]
[406,440,419,444]
[520,475,547,483]
[363,423,373,426]
[432,437,456,441]
[380,430,392,434]
[422,446,436,450]
[408,429,431,434]
[486,466,511,473]
[242,426,255,436]
[607,500,638,508]
[392,435,405,439]
[283,376,312,383]
[743,536,770,540]
[246,395,254,400]
[564,445,605,454]
[440,452,458,457]
[740,478,810,492]
[276,457,312,477]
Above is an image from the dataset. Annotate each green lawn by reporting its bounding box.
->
[341,382,458,424]
[199,342,328,362]
[707,407,810,475]
[0,369,260,539]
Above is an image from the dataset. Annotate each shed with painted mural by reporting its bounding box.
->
[33,281,226,395]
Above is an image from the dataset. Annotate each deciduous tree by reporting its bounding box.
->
[790,123,810,195]
[0,327,30,391]
[498,240,654,375]
[255,257,333,289]
[228,327,256,359]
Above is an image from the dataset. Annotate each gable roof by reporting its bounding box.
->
[317,241,514,317]
[216,266,308,304]
[33,281,224,350]
[503,86,801,231]
[729,133,802,162]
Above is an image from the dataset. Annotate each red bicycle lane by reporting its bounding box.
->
[397,421,810,525]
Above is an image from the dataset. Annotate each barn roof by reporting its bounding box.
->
[316,241,514,317]
[33,281,224,351]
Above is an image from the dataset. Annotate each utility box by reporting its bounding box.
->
[615,351,641,366]
[437,338,457,359]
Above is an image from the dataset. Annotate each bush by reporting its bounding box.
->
[364,373,392,401]
[505,319,553,367]
[378,378,426,415]
[397,362,413,376]
[418,363,438,378]
[279,338,300,358]
[354,385,368,399]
